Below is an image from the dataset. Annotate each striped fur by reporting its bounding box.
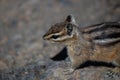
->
[43,15,120,75]
[81,22,120,46]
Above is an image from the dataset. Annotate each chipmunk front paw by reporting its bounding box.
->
[63,67,75,75]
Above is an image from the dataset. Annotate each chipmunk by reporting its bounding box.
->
[43,15,120,78]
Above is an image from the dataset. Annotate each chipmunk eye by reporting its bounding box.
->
[66,24,73,35]
[51,35,60,39]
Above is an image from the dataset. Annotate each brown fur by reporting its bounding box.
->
[43,15,120,74]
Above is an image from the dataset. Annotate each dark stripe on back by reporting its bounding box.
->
[94,32,120,39]
[84,22,120,33]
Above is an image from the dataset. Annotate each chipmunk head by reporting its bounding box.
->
[43,15,79,44]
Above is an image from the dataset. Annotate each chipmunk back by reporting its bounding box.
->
[43,15,120,78]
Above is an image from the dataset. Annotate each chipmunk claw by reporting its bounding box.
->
[104,69,120,80]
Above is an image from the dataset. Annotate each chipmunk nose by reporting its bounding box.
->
[43,34,47,40]
[43,34,49,40]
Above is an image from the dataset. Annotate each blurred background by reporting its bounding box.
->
[0,0,120,70]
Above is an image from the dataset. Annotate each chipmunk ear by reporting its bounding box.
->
[65,14,76,24]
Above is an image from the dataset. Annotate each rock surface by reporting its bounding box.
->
[0,0,120,80]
